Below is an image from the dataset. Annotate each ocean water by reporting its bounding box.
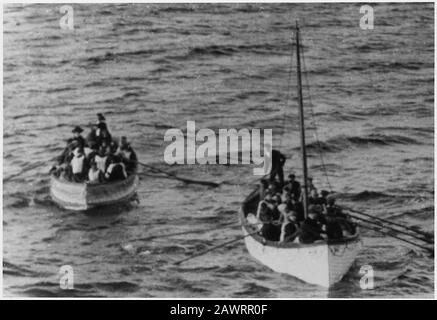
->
[2,3,434,298]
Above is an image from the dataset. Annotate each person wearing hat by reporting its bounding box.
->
[298,206,326,244]
[285,174,301,201]
[68,126,86,149]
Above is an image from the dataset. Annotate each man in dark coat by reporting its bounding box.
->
[270,149,286,186]
[298,207,326,244]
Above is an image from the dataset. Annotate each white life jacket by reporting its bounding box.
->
[88,168,100,183]
[84,147,93,157]
[122,149,132,160]
[71,155,85,174]
[94,155,107,173]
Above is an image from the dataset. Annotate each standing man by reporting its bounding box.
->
[270,149,286,186]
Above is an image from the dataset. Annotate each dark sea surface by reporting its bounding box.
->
[3,3,434,298]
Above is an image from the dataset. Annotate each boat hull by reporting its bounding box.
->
[240,188,361,287]
[242,226,361,287]
[50,174,139,211]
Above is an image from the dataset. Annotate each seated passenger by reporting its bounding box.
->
[86,123,99,150]
[105,156,127,181]
[280,211,299,243]
[308,189,320,205]
[84,145,95,159]
[285,174,301,201]
[260,221,281,242]
[319,190,330,207]
[326,196,355,236]
[291,198,304,223]
[70,147,86,182]
[109,140,118,154]
[57,139,78,165]
[96,123,112,147]
[277,198,292,218]
[116,136,137,172]
[66,126,86,150]
[307,177,317,194]
[298,208,325,244]
[88,161,104,184]
[259,179,269,199]
[256,200,272,223]
[324,217,344,240]
[266,181,280,198]
[264,194,281,221]
[94,146,109,174]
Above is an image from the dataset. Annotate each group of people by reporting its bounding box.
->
[50,113,137,183]
[248,150,355,244]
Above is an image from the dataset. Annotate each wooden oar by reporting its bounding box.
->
[355,222,434,255]
[345,213,433,245]
[131,221,240,242]
[132,221,264,243]
[173,230,260,265]
[343,206,433,240]
[135,161,221,188]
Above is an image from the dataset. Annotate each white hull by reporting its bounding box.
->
[242,227,361,287]
[240,188,362,287]
[50,174,139,211]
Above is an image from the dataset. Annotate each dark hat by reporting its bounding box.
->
[97,122,107,130]
[321,190,329,197]
[97,113,106,121]
[288,173,296,179]
[327,195,336,205]
[308,204,322,214]
[72,126,83,133]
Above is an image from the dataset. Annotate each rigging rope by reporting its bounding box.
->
[299,33,333,192]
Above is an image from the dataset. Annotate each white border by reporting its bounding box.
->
[0,0,435,301]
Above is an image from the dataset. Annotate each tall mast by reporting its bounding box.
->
[295,22,309,219]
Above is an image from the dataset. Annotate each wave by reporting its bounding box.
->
[82,48,165,66]
[342,190,394,201]
[169,43,288,61]
[301,134,419,154]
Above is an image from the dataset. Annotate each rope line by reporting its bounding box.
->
[299,33,333,192]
